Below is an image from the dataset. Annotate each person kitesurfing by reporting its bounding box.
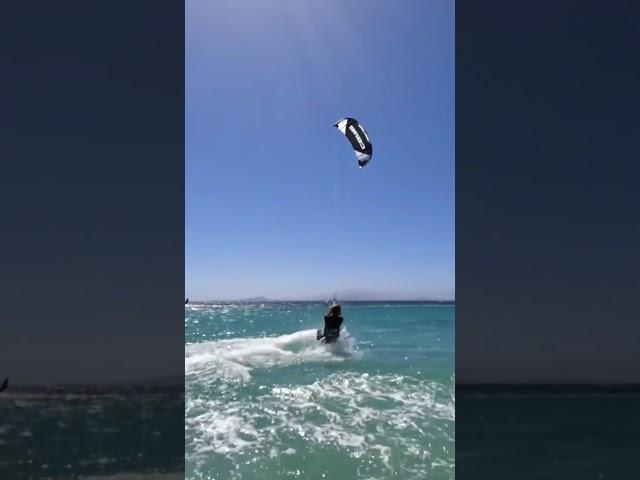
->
[317,302,344,344]
[0,377,8,394]
[316,117,373,343]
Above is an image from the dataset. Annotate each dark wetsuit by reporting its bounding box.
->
[318,305,343,343]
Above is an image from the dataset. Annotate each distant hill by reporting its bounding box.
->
[189,288,455,304]
[194,297,454,304]
[236,296,273,303]
[201,296,274,303]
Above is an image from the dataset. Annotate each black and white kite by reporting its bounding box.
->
[334,117,372,168]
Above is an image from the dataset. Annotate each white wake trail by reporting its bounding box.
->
[185,329,357,382]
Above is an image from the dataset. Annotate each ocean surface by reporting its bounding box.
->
[185,301,455,480]
[0,385,184,480]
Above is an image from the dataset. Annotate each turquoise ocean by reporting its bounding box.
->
[185,301,455,480]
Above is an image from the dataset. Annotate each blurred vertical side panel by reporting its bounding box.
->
[457,0,640,478]
[0,1,185,478]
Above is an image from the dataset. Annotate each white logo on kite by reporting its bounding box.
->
[349,125,366,150]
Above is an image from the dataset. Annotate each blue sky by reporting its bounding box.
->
[186,0,454,300]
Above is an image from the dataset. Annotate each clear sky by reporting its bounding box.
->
[186,0,454,301]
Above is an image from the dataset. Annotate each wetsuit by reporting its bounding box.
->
[317,304,344,343]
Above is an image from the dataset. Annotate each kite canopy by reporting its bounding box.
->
[334,117,372,168]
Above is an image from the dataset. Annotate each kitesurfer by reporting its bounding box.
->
[0,377,8,393]
[317,303,343,344]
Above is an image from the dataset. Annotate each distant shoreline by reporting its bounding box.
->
[187,299,456,305]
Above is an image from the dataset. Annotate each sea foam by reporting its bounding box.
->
[185,329,357,382]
